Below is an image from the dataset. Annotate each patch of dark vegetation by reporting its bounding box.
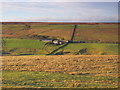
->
[74,48,87,55]
[18,54,34,55]
[30,35,49,40]
[79,48,87,55]
[29,34,58,40]
[63,51,71,54]
[9,48,18,52]
[55,51,64,55]
[70,72,90,75]
[101,52,107,55]
[2,50,10,54]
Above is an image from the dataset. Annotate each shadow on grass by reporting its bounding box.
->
[46,42,69,55]
[18,54,34,56]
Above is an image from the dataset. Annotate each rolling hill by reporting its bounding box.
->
[2,22,119,55]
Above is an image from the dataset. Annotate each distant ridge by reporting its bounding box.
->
[1,22,118,25]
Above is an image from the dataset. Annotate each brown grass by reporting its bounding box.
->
[2,55,119,77]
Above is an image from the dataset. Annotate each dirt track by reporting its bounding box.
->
[2,55,119,77]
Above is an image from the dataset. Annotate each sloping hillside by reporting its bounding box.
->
[2,23,118,42]
[2,38,118,55]
[2,55,119,88]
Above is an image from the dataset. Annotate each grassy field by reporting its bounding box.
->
[2,38,118,55]
[2,23,118,42]
[65,43,118,55]
[2,71,118,88]
[2,38,60,55]
[3,38,45,49]
[1,23,119,89]
[2,23,118,55]
[2,55,119,88]
[74,24,118,42]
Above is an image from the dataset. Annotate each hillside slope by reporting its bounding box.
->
[2,55,118,88]
[2,38,118,55]
[2,23,118,42]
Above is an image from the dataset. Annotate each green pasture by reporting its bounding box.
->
[2,38,60,55]
[3,38,45,49]
[2,38,118,55]
[2,70,118,88]
[65,43,118,55]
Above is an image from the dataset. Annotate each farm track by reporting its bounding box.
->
[2,55,119,77]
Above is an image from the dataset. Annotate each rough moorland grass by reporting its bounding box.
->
[2,24,117,30]
[2,24,25,30]
[31,24,118,43]
[31,24,74,30]
[31,24,117,30]
[2,70,118,88]
[2,24,118,42]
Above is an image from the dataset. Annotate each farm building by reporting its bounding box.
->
[41,39,64,45]
[52,40,64,45]
[41,39,53,42]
